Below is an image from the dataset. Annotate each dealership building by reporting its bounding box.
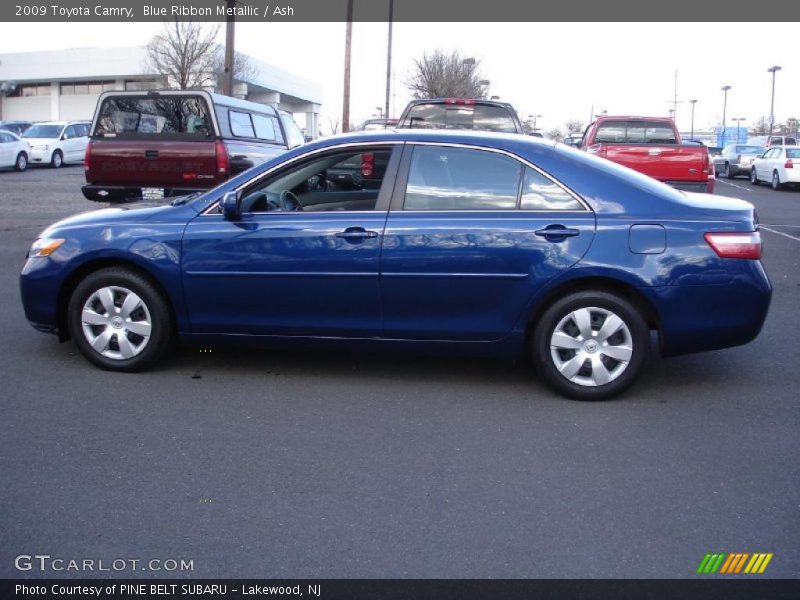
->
[0,46,322,137]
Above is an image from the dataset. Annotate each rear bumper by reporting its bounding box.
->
[641,261,772,357]
[667,179,715,194]
[82,184,207,203]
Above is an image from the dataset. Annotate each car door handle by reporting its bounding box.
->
[335,227,379,241]
[535,225,580,240]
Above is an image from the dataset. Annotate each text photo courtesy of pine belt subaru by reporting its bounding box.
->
[82,90,306,203]
[22,121,90,168]
[19,130,771,401]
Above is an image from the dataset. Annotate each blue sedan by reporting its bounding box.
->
[19,130,771,400]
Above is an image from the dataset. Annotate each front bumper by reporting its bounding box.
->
[29,147,52,163]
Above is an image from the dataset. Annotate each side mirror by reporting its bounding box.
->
[221,191,241,220]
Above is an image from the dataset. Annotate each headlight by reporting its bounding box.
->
[29,238,65,258]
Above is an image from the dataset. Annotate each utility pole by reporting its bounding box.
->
[223,0,236,96]
[768,65,781,135]
[672,69,678,124]
[721,85,731,146]
[689,99,697,140]
[342,0,353,133]
[384,0,393,121]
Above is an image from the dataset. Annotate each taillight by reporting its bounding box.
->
[84,140,92,172]
[361,152,374,177]
[215,140,229,179]
[785,159,794,169]
[704,231,762,260]
[702,151,714,176]
[444,98,476,105]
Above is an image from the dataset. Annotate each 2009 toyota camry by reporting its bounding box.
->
[20,130,771,400]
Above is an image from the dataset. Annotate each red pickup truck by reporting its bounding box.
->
[581,116,715,193]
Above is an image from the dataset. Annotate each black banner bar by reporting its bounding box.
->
[3,579,800,600]
[3,0,800,22]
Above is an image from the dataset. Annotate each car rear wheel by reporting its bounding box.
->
[67,267,172,371]
[723,163,735,179]
[750,168,759,185]
[532,291,649,400]
[14,151,27,172]
[772,171,783,191]
[50,150,63,168]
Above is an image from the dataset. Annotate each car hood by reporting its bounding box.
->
[40,201,198,237]
[23,137,59,143]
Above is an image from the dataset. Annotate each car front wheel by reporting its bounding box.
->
[750,168,759,185]
[50,150,63,168]
[14,151,27,171]
[532,291,649,400]
[67,267,172,371]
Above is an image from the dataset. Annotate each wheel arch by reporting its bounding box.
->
[56,258,177,342]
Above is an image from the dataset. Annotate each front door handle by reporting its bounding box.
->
[335,227,379,243]
[535,225,580,241]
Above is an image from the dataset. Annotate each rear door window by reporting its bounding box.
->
[404,146,521,210]
[520,168,583,210]
[93,95,213,138]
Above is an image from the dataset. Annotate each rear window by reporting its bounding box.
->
[401,103,518,133]
[594,120,677,144]
[24,124,63,138]
[735,146,764,154]
[787,149,800,159]
[93,95,212,138]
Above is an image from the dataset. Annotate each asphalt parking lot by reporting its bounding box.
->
[0,165,798,579]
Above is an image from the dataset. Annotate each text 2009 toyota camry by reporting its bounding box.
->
[20,130,771,400]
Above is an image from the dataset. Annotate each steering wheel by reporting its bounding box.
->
[279,190,304,212]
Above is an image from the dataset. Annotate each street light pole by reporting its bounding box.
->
[384,0,393,120]
[721,85,731,146]
[768,65,781,135]
[342,0,353,133]
[689,99,697,140]
[223,0,236,97]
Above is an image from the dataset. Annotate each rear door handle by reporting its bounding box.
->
[535,225,580,241]
[335,227,379,242]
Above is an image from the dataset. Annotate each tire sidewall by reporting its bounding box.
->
[751,168,759,184]
[51,150,63,168]
[772,171,780,190]
[532,291,649,401]
[15,152,27,171]
[67,268,171,371]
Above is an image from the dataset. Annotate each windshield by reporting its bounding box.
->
[594,120,677,144]
[93,95,212,137]
[735,146,764,154]
[23,124,63,138]
[401,103,517,133]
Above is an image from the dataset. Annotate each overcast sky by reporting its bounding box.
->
[1,21,798,134]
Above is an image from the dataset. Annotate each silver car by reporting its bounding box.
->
[714,144,765,179]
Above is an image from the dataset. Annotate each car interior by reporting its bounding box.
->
[239,149,391,213]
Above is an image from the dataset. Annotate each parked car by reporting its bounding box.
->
[563,133,583,147]
[82,90,306,202]
[714,144,765,179]
[397,98,525,134]
[22,121,90,168]
[20,130,771,400]
[356,118,399,131]
[0,129,30,171]
[750,145,800,190]
[748,135,798,148]
[582,116,715,193]
[0,120,33,136]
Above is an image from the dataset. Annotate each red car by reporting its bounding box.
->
[581,116,715,193]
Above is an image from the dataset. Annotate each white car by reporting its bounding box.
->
[750,145,800,190]
[22,121,90,168]
[0,129,30,171]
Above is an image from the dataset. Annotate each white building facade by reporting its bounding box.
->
[0,46,322,137]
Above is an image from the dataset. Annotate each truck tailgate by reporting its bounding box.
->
[602,144,707,182]
[85,139,218,188]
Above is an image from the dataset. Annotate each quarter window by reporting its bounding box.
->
[252,114,277,141]
[230,111,255,138]
[520,167,583,210]
[404,146,521,210]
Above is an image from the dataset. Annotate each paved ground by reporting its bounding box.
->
[0,166,798,579]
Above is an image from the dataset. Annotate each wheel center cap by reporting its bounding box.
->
[110,316,124,329]
[584,340,599,354]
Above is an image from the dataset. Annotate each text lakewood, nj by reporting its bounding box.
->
[14,4,294,19]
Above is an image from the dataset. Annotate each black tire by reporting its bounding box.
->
[50,150,63,168]
[772,171,782,191]
[14,151,28,172]
[750,168,759,185]
[67,267,172,371]
[532,291,649,401]
[724,163,736,179]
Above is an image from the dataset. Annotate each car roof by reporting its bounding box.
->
[310,128,555,151]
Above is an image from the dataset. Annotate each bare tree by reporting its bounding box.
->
[326,116,341,136]
[751,117,771,136]
[544,127,563,141]
[145,20,255,93]
[564,120,585,134]
[405,50,486,99]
